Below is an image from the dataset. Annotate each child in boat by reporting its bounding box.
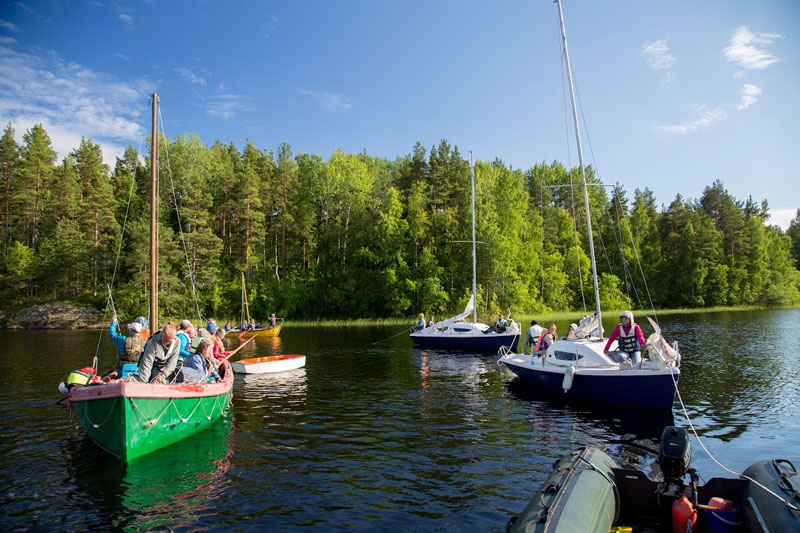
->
[603,311,646,366]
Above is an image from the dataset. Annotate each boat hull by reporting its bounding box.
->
[508,446,619,533]
[232,354,306,374]
[500,356,677,411]
[68,361,233,462]
[410,330,519,352]
[225,325,281,339]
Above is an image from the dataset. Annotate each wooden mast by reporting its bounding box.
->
[149,93,159,331]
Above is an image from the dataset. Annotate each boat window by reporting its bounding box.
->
[553,350,583,361]
[453,327,470,332]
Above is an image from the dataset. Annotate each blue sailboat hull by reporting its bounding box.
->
[410,332,519,352]
[502,360,677,411]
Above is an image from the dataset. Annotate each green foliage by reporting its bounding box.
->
[0,120,797,318]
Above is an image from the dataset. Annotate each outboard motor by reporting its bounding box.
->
[659,426,691,482]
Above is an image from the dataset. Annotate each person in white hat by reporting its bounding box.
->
[603,311,646,365]
[107,315,145,374]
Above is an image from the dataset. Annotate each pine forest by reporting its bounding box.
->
[1,122,799,321]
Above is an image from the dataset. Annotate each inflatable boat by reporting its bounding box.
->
[507,426,800,532]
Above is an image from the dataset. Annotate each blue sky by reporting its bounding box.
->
[1,1,797,228]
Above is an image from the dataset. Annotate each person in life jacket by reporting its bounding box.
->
[535,323,557,356]
[522,320,545,355]
[603,310,646,366]
[108,316,145,371]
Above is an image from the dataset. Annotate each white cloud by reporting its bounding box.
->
[263,14,278,39]
[206,93,249,119]
[0,45,151,166]
[0,36,17,46]
[0,20,20,32]
[176,67,207,86]
[641,39,675,82]
[768,208,797,231]
[737,84,761,111]
[117,7,133,29]
[298,89,352,113]
[724,26,782,70]
[656,105,726,135]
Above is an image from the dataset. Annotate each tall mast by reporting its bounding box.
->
[469,151,477,323]
[149,93,159,331]
[556,0,603,334]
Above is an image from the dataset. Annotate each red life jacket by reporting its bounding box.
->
[535,331,549,351]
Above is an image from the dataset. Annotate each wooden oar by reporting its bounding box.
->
[215,335,255,368]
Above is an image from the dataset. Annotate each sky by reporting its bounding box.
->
[0,0,798,228]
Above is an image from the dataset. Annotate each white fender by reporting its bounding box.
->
[562,364,576,392]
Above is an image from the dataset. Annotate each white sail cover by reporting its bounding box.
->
[574,314,601,339]
[645,316,680,366]
[433,294,476,329]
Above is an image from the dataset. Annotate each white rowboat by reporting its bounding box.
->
[231,354,306,374]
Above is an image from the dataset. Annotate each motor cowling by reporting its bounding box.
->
[659,426,691,482]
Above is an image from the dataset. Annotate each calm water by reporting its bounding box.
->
[1,309,799,531]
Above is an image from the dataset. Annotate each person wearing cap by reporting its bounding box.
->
[175,320,196,360]
[604,311,646,366]
[522,320,545,354]
[416,313,425,331]
[108,316,145,372]
[268,313,277,328]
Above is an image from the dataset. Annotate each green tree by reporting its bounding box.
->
[0,123,18,257]
[14,124,57,251]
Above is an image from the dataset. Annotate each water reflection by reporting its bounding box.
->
[64,418,232,530]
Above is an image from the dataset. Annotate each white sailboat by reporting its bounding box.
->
[410,153,521,352]
[498,0,681,411]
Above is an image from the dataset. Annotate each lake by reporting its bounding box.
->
[1,309,798,530]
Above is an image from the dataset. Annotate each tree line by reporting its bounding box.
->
[1,121,799,322]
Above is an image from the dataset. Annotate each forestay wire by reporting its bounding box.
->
[157,106,204,324]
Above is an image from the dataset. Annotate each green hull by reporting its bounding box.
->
[509,446,619,533]
[68,362,233,462]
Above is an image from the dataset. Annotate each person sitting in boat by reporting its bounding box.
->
[536,323,557,356]
[522,320,545,355]
[213,327,230,361]
[268,313,277,328]
[180,338,220,383]
[108,315,145,372]
[222,320,231,332]
[566,323,579,340]
[603,311,646,366]
[175,320,196,360]
[482,314,508,334]
[426,315,436,328]
[135,321,180,384]
[416,313,425,331]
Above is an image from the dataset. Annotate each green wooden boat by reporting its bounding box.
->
[68,361,233,462]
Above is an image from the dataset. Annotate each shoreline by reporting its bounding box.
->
[1,302,797,330]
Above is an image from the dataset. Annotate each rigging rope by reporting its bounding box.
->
[94,134,145,362]
[157,107,204,323]
[671,367,799,511]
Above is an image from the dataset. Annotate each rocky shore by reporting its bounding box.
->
[0,302,103,329]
